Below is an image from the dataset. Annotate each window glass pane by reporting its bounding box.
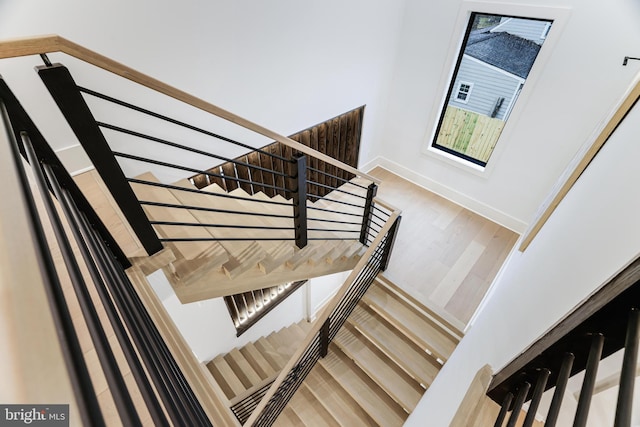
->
[432,13,552,167]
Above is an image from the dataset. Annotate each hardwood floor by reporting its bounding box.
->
[368,167,519,326]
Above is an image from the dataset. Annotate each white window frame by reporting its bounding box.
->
[454,81,474,104]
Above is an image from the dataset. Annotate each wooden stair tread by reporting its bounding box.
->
[168,179,269,274]
[362,283,457,362]
[206,356,245,400]
[319,347,406,426]
[283,386,339,426]
[225,348,263,389]
[302,365,375,426]
[348,303,441,387]
[240,343,277,379]
[334,325,423,412]
[217,185,296,273]
[253,338,287,371]
[274,406,304,426]
[130,172,226,263]
[376,275,464,340]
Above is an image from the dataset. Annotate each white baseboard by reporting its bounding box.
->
[55,144,93,176]
[363,156,528,234]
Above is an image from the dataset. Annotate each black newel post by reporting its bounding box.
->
[380,216,401,271]
[37,63,163,256]
[319,318,330,358]
[359,183,378,245]
[292,153,307,249]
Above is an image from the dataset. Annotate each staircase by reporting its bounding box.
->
[209,274,463,426]
[130,171,371,303]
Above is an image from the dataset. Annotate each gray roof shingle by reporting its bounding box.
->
[465,31,541,79]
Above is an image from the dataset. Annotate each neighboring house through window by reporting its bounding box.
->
[430,12,552,167]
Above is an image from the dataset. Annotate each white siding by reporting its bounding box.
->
[448,55,521,120]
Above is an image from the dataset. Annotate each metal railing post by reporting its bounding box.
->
[614,308,640,427]
[506,382,530,427]
[292,153,307,249]
[359,183,378,244]
[319,318,330,358]
[573,334,604,427]
[380,215,401,271]
[494,392,513,427]
[545,352,575,427]
[37,63,163,256]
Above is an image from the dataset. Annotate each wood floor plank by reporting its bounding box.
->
[367,166,518,327]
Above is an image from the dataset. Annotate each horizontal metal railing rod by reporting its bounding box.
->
[307,237,358,241]
[307,227,360,233]
[161,237,297,242]
[150,220,294,231]
[80,86,294,164]
[114,152,288,193]
[139,200,294,219]
[127,178,292,207]
[371,211,389,223]
[310,196,365,209]
[306,217,361,225]
[307,180,368,200]
[305,165,368,189]
[306,205,364,217]
[99,121,291,178]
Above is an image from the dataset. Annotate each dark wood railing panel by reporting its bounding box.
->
[191,106,365,199]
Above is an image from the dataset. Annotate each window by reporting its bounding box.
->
[431,12,552,167]
[455,82,473,103]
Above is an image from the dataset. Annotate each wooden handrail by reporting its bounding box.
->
[243,205,401,426]
[0,35,380,184]
[519,74,640,251]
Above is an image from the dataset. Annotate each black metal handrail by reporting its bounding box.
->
[79,86,294,164]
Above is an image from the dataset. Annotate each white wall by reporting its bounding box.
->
[147,270,348,362]
[373,0,640,232]
[405,74,640,426]
[0,0,406,174]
